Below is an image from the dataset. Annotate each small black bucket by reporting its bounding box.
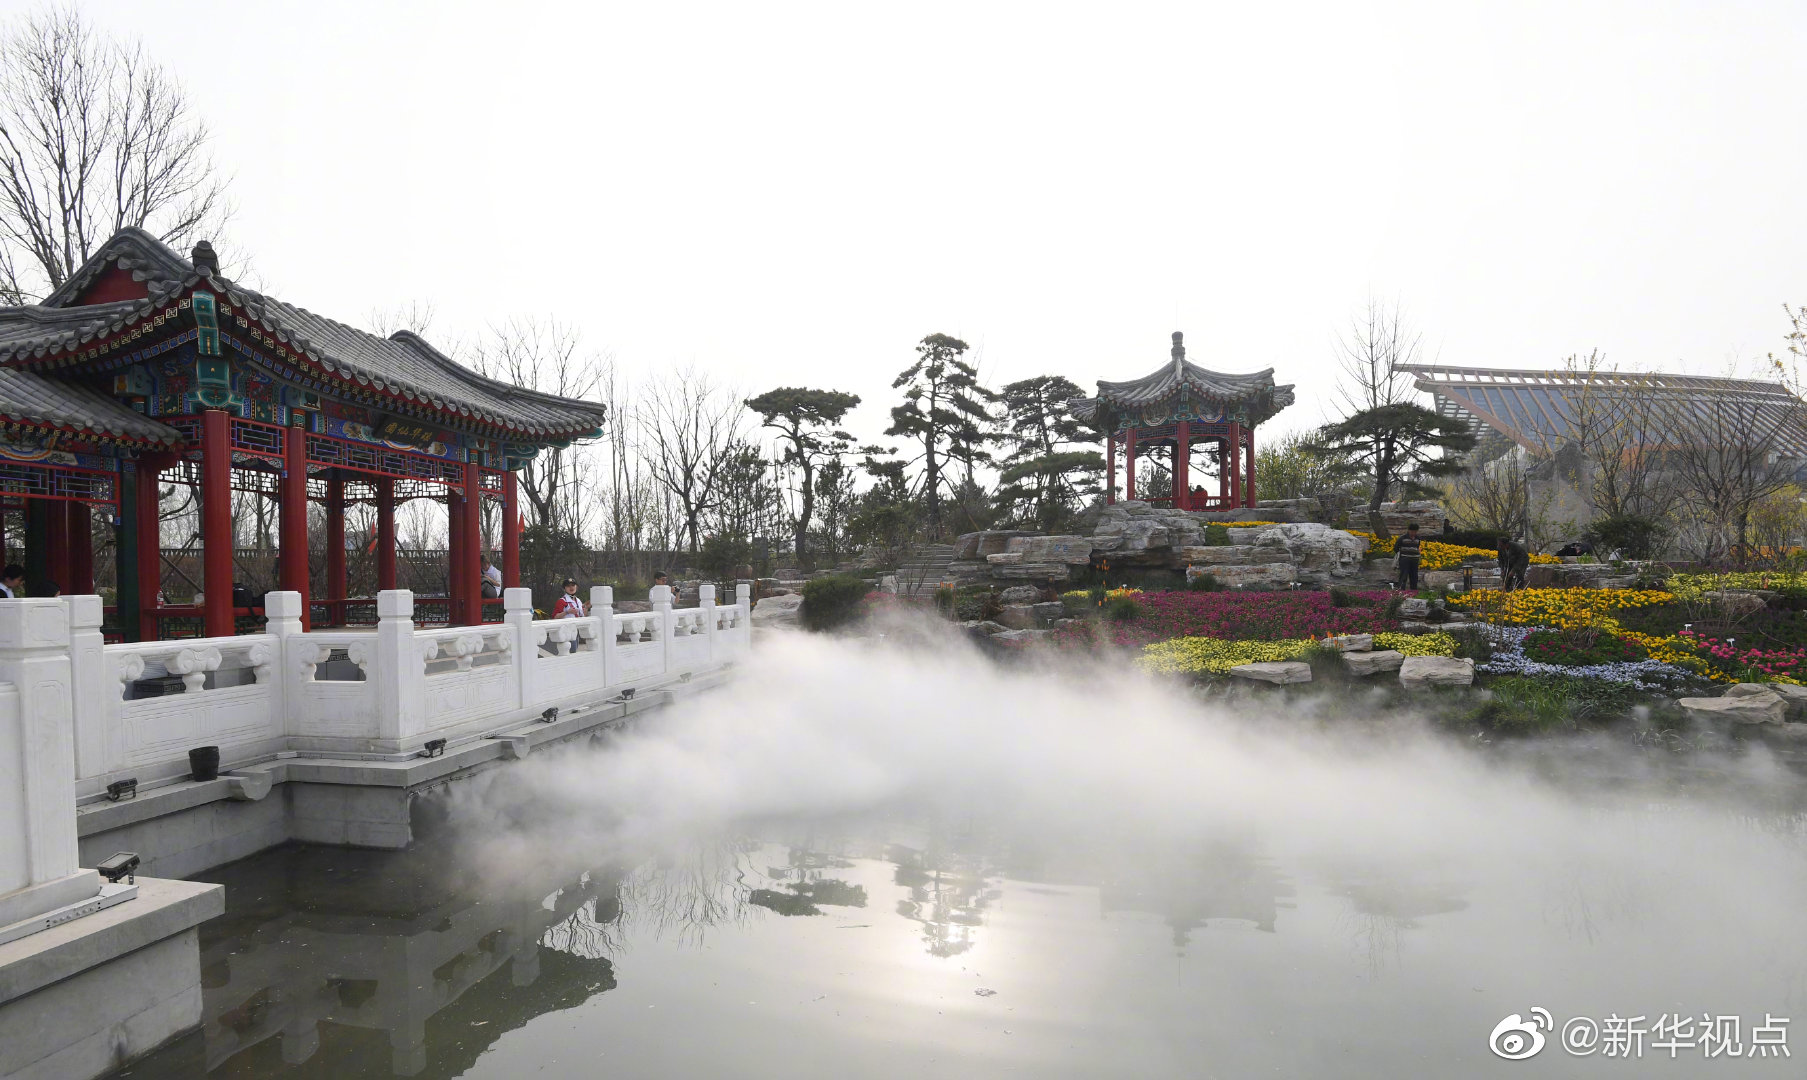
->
[188,745,221,782]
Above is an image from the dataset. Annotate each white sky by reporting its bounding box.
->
[76,0,1807,446]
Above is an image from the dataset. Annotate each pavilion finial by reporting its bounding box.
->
[190,240,219,278]
[1171,330,1185,380]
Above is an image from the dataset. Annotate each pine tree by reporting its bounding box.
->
[995,374,1103,532]
[744,387,860,567]
[885,334,994,533]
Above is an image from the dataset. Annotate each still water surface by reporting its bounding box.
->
[111,635,1807,1078]
[115,782,1805,1079]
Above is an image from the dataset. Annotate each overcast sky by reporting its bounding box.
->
[79,0,1807,445]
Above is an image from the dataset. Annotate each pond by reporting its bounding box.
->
[113,634,1807,1078]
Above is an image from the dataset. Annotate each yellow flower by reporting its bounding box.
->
[1137,633,1456,675]
[1447,587,1674,628]
[1669,571,1807,600]
[1346,531,1557,570]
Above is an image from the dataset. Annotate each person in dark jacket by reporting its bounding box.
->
[1395,523,1422,590]
[1497,536,1531,591]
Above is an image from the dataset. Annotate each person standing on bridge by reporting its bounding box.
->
[553,577,586,618]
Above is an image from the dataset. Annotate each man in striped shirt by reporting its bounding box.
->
[1395,523,1422,591]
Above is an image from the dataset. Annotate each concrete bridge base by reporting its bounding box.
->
[75,669,716,883]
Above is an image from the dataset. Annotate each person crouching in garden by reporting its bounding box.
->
[1395,522,1422,591]
[553,577,586,618]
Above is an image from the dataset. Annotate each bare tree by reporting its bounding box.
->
[1659,391,1800,565]
[1522,351,1675,524]
[0,5,230,302]
[1334,297,1422,415]
[470,317,608,537]
[639,369,748,553]
[367,300,441,341]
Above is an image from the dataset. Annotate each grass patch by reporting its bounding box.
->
[1467,675,1641,732]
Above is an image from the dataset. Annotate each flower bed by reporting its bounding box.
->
[1446,587,1674,629]
[1058,589,1399,648]
[1521,629,1648,665]
[1475,625,1702,691]
[1668,571,1807,600]
[1137,631,1457,676]
[1351,531,1562,570]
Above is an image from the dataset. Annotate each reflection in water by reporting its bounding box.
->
[1100,840,1294,948]
[749,843,869,917]
[1322,860,1469,978]
[183,841,621,1079]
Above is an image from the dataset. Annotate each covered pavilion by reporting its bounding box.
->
[1072,332,1294,510]
[0,229,606,640]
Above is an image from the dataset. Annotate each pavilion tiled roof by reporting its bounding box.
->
[1071,332,1296,428]
[0,364,183,446]
[0,228,609,441]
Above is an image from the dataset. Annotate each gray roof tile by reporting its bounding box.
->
[1072,334,1295,429]
[0,229,608,440]
[0,365,181,444]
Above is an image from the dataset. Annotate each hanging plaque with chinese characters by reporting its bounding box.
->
[374,414,442,450]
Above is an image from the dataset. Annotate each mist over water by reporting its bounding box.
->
[437,625,1807,1076]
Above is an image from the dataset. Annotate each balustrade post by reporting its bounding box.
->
[503,587,535,710]
[264,590,303,737]
[0,597,96,924]
[375,590,421,744]
[698,584,717,662]
[735,583,752,656]
[64,595,109,781]
[591,586,615,690]
[651,584,673,677]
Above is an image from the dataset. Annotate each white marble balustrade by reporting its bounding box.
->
[62,583,751,793]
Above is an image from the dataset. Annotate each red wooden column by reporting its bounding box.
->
[1125,427,1138,501]
[137,454,168,640]
[68,503,93,594]
[1105,433,1117,504]
[201,409,235,638]
[1244,426,1257,509]
[325,474,347,611]
[1228,420,1242,509]
[279,417,311,630]
[446,484,465,620]
[375,477,397,591]
[459,458,482,623]
[502,470,521,589]
[1175,421,1191,510]
[1217,439,1229,506]
[45,502,70,591]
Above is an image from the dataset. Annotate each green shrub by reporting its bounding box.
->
[952,595,988,621]
[801,574,870,631]
[1202,524,1231,546]
[1446,626,1494,662]
[1471,675,1639,732]
[1328,585,1354,608]
[1583,514,1669,560]
[1187,572,1222,592]
[1106,595,1142,622]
